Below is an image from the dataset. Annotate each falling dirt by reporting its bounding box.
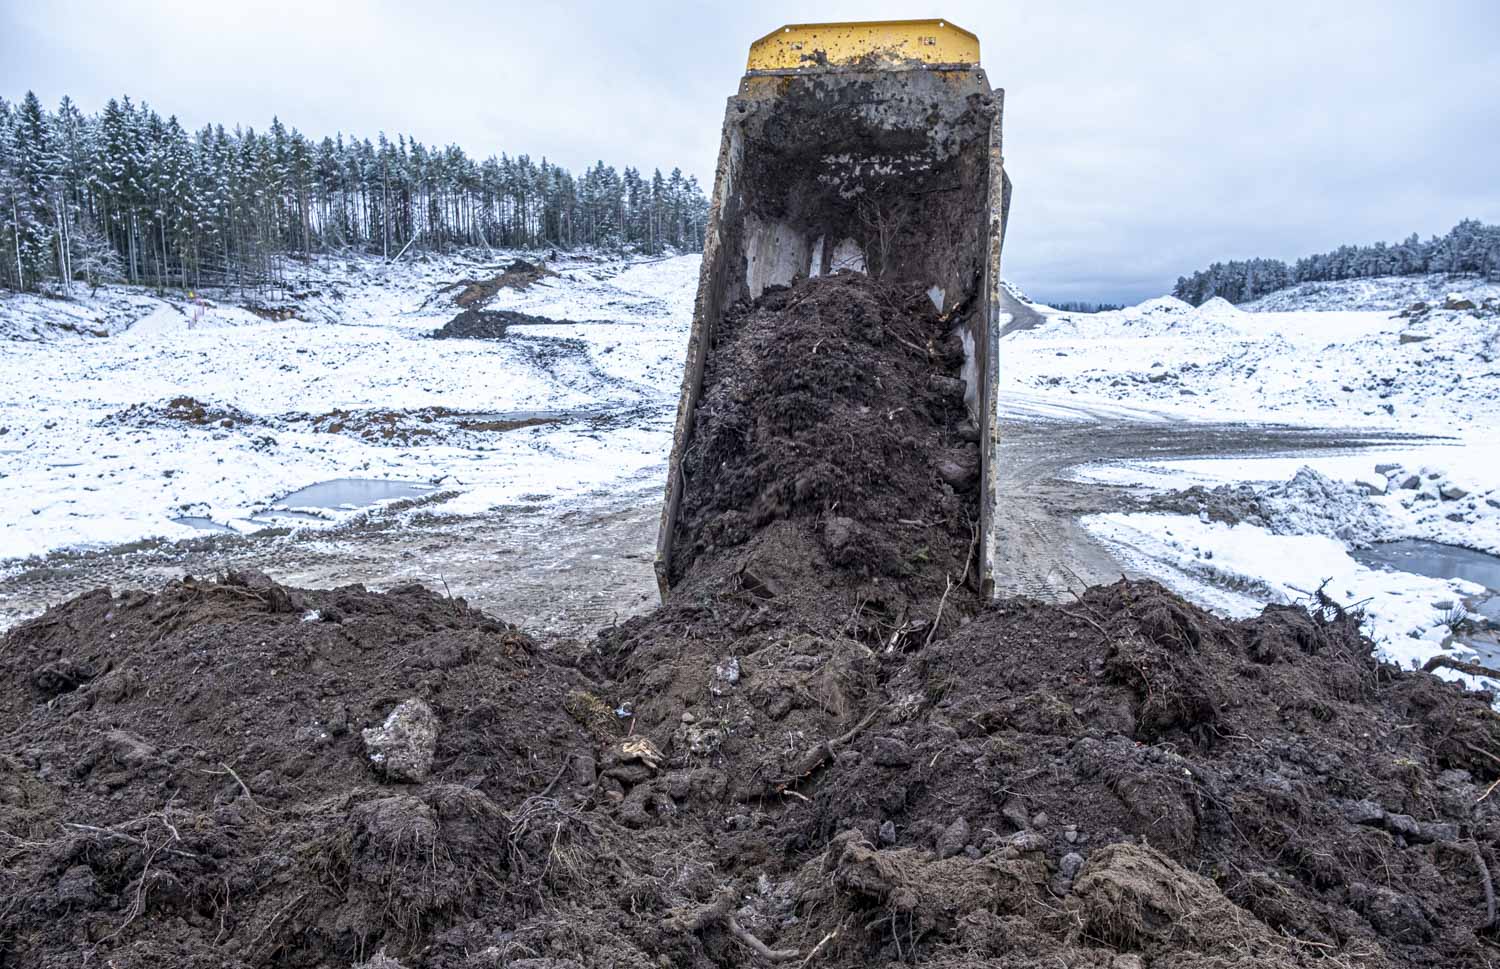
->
[668,273,985,627]
[3,275,1499,968]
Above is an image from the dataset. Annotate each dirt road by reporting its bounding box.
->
[0,400,1435,633]
[991,403,1434,598]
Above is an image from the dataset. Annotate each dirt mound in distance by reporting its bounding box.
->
[449,259,557,309]
[4,274,1498,968]
[105,395,256,430]
[431,308,566,341]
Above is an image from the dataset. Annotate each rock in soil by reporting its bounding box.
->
[2,276,1498,968]
[362,698,439,782]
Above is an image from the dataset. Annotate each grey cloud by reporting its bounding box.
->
[5,0,1496,303]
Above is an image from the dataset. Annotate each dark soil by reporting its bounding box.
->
[4,276,1499,969]
[431,309,568,341]
[306,407,558,444]
[1144,482,1271,526]
[668,273,985,629]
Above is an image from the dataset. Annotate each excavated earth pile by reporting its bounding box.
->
[4,275,1500,969]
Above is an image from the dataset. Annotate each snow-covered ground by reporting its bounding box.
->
[1242,273,1500,312]
[1002,291,1500,430]
[1003,278,1500,689]
[0,251,700,564]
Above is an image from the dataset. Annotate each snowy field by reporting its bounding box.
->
[0,252,699,562]
[1000,281,1500,687]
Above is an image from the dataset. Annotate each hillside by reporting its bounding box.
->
[1243,273,1500,313]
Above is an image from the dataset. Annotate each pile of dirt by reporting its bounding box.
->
[448,259,557,309]
[431,308,568,341]
[298,407,560,444]
[1144,466,1397,545]
[242,303,301,322]
[0,572,594,967]
[5,276,1499,968]
[105,395,256,430]
[310,407,443,443]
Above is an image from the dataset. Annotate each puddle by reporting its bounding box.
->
[252,478,434,522]
[1354,539,1500,667]
[273,478,432,509]
[171,515,234,533]
[1352,540,1500,591]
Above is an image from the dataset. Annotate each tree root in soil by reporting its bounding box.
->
[1423,655,1500,681]
[667,887,800,962]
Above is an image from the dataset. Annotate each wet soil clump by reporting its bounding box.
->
[4,276,1499,968]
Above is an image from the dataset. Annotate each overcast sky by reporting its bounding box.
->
[4,0,1497,303]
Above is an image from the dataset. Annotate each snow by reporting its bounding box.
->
[1073,445,1500,556]
[1242,274,1500,313]
[6,254,1499,701]
[0,251,701,564]
[1002,282,1500,431]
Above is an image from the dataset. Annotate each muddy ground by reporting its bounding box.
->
[3,274,1496,968]
[0,412,1437,636]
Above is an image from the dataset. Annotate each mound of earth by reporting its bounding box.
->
[449,259,557,309]
[4,275,1499,968]
[105,395,255,430]
[431,308,567,341]
[1145,467,1397,545]
[668,273,985,627]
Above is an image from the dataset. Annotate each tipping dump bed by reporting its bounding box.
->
[656,20,1010,600]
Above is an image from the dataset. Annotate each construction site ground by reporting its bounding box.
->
[0,406,1429,636]
[3,273,1496,969]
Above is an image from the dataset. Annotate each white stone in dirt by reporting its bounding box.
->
[711,656,741,696]
[362,698,439,783]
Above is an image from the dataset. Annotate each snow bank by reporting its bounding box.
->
[1242,274,1500,313]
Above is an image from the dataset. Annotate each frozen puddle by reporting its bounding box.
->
[255,478,434,522]
[1353,540,1500,660]
[1352,539,1500,592]
[168,479,436,532]
[273,478,433,509]
[170,515,234,533]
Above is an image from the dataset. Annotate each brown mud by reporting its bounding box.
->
[446,260,557,310]
[107,396,256,430]
[3,275,1499,969]
[431,309,573,341]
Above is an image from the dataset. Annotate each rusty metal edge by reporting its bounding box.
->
[980,89,1009,600]
[654,99,741,601]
